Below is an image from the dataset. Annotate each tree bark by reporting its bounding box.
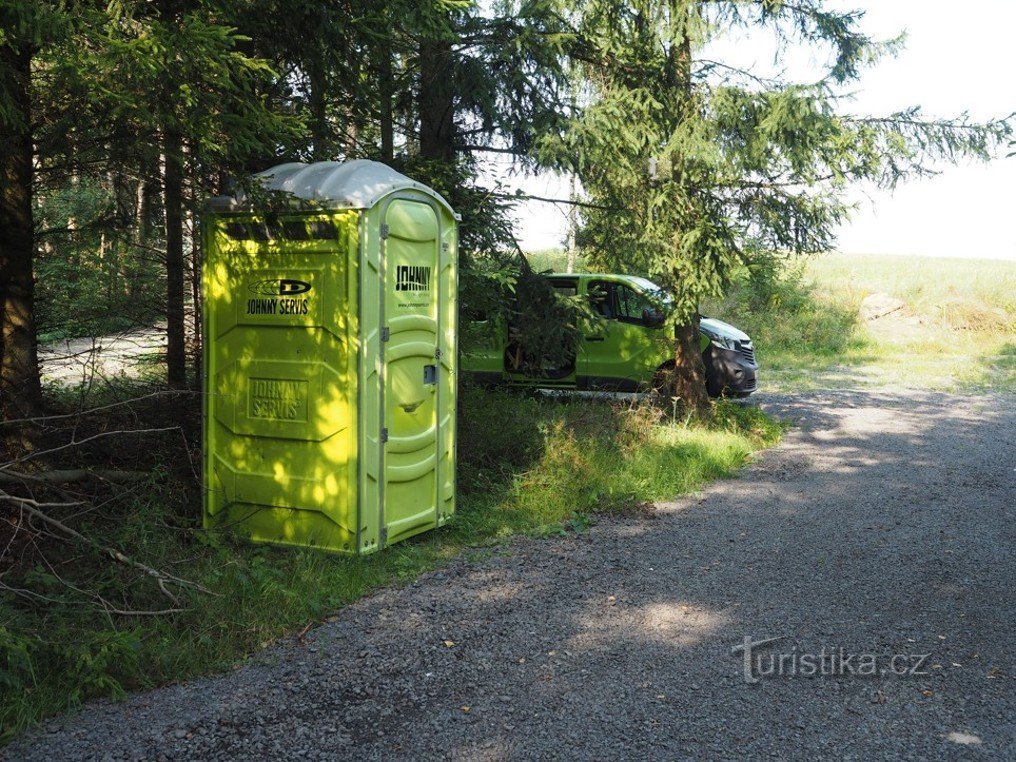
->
[163,128,187,389]
[379,38,394,163]
[308,58,331,161]
[0,41,42,446]
[672,314,710,411]
[418,36,455,162]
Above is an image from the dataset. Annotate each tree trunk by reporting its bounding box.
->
[666,6,709,411]
[418,36,455,162]
[672,314,710,412]
[163,128,187,389]
[379,38,394,163]
[0,41,42,446]
[138,176,156,243]
[308,59,331,161]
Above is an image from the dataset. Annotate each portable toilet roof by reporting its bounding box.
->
[251,160,460,218]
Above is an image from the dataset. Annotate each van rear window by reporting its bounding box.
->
[549,279,578,297]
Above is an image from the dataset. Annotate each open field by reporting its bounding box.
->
[719,253,1016,393]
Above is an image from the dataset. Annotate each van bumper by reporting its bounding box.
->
[703,345,759,398]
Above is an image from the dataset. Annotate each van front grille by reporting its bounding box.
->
[738,343,756,365]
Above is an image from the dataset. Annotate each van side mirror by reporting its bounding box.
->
[643,308,665,328]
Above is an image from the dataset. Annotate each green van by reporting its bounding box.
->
[461,273,759,397]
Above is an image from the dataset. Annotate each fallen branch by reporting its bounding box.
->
[0,426,179,469]
[0,469,148,486]
[0,581,189,617]
[0,489,216,604]
[0,390,191,427]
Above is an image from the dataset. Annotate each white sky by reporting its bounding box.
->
[485,1,1015,260]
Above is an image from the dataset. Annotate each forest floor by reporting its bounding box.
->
[11,382,1014,759]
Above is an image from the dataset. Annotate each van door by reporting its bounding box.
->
[381,199,442,545]
[581,279,664,390]
[504,277,580,386]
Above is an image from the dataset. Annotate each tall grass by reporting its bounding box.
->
[776,253,1014,391]
[705,252,1015,392]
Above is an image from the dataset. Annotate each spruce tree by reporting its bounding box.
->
[544,0,1011,408]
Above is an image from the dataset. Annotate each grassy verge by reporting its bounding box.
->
[0,387,782,742]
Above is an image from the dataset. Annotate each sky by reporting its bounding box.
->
[484,1,1016,260]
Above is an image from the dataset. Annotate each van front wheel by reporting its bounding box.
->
[654,361,722,399]
[651,363,676,396]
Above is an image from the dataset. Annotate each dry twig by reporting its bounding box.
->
[0,489,215,604]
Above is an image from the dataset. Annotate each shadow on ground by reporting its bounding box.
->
[12,389,1015,760]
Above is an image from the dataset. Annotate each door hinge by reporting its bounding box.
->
[380,427,388,444]
[381,326,390,342]
[380,223,389,239]
[435,347,442,359]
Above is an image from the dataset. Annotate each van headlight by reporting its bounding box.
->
[709,335,739,351]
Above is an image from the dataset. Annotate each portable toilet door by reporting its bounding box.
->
[376,197,450,546]
[202,160,459,554]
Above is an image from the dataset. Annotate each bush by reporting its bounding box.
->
[703,254,862,364]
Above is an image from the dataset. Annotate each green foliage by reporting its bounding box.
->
[0,622,143,743]
[34,179,163,341]
[704,252,862,362]
[525,247,591,273]
[505,268,599,375]
[453,386,783,537]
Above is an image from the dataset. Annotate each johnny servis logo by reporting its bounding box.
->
[248,278,312,296]
[246,278,312,315]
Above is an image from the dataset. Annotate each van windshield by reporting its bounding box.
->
[628,277,672,308]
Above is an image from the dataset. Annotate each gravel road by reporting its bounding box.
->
[11,389,1015,760]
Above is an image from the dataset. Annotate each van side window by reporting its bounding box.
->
[550,279,578,297]
[587,281,614,319]
[614,284,654,324]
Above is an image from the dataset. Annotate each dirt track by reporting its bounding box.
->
[12,388,1015,760]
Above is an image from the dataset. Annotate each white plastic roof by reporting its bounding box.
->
[255,160,457,217]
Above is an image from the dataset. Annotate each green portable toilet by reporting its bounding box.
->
[202,160,459,553]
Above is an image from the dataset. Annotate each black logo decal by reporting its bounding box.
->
[245,278,312,316]
[280,279,311,295]
[395,265,432,292]
[249,278,312,296]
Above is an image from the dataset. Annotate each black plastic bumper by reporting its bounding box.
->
[703,346,759,398]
